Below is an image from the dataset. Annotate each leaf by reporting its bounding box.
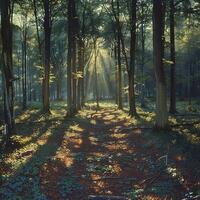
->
[163,59,174,65]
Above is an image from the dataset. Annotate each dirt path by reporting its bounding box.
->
[0,107,199,200]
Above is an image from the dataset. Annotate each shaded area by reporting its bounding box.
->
[0,105,200,200]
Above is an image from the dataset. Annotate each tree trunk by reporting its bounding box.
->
[1,0,15,137]
[141,1,145,108]
[77,37,84,110]
[153,0,168,129]
[116,0,123,109]
[22,26,27,110]
[67,0,74,116]
[128,0,137,116]
[169,0,177,114]
[81,43,85,107]
[94,41,99,109]
[43,0,51,113]
[72,25,77,113]
[114,38,118,105]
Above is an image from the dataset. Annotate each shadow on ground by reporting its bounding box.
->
[0,106,199,200]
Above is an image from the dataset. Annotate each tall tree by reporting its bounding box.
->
[128,0,137,116]
[116,0,123,109]
[21,16,28,110]
[169,0,177,114]
[153,0,168,129]
[43,0,51,113]
[93,39,99,109]
[67,0,76,116]
[1,0,15,137]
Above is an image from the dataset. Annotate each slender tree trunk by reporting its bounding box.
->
[77,38,84,110]
[80,4,86,107]
[17,51,21,103]
[153,0,168,129]
[28,57,32,102]
[169,0,177,114]
[112,21,118,105]
[128,0,137,116]
[1,0,15,137]
[116,0,123,109]
[33,0,42,56]
[81,43,85,107]
[67,0,73,116]
[188,63,192,105]
[72,27,77,113]
[33,0,44,105]
[22,27,27,110]
[114,39,118,105]
[43,0,51,113]
[94,41,99,109]
[141,2,145,108]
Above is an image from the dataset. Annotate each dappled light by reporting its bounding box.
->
[2,104,199,199]
[1,0,200,199]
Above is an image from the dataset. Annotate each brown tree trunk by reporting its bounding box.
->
[94,40,99,109]
[153,0,168,129]
[1,0,15,136]
[116,0,123,109]
[128,0,137,116]
[72,21,77,113]
[81,44,85,107]
[43,0,51,113]
[67,0,74,116]
[140,1,145,108]
[114,39,118,105]
[77,37,84,110]
[22,25,27,110]
[169,0,177,114]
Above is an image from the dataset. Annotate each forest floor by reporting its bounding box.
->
[0,102,200,200]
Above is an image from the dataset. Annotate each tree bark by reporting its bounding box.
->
[1,0,15,136]
[67,0,74,116]
[22,24,27,110]
[77,37,84,110]
[128,0,137,116]
[94,40,99,109]
[43,0,51,113]
[116,0,123,109]
[140,1,145,108]
[153,0,168,129]
[169,0,177,114]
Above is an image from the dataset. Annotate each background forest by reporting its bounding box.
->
[0,0,200,200]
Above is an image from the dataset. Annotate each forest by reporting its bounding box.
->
[0,0,200,199]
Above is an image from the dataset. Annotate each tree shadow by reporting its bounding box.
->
[0,117,71,199]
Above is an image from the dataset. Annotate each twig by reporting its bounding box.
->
[71,175,136,182]
[140,171,162,186]
[88,195,128,200]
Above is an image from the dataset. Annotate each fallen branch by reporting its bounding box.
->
[91,176,136,182]
[140,171,162,188]
[115,126,153,132]
[88,195,128,200]
[71,175,136,182]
